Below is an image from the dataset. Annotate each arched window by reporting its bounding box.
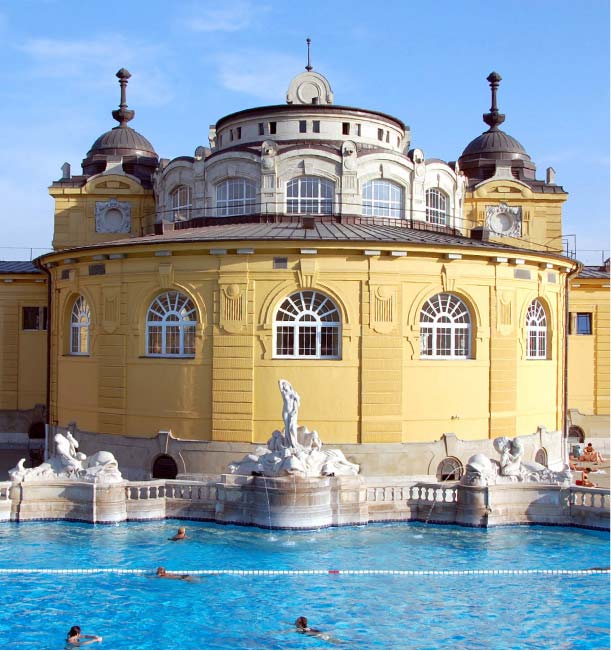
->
[287,177,334,215]
[216,178,257,216]
[362,179,403,218]
[526,299,547,359]
[420,293,471,359]
[274,290,341,359]
[534,448,548,466]
[425,188,448,225]
[436,457,464,481]
[170,185,192,221]
[70,296,91,355]
[146,291,197,357]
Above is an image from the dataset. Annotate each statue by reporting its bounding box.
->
[461,435,571,487]
[229,380,359,478]
[8,425,123,484]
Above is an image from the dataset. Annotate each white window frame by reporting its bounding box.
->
[70,296,91,355]
[425,188,449,225]
[287,177,334,215]
[170,185,192,222]
[273,290,341,359]
[362,179,404,218]
[526,299,547,359]
[216,178,257,217]
[146,291,197,358]
[420,293,471,359]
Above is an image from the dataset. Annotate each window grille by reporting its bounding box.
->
[216,178,257,217]
[286,177,334,215]
[274,290,341,359]
[146,291,197,357]
[420,293,471,359]
[362,179,403,218]
[170,185,192,221]
[526,299,547,359]
[425,188,449,225]
[70,296,91,355]
[22,306,47,331]
[437,457,463,481]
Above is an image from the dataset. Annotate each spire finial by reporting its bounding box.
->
[483,71,505,130]
[305,37,313,72]
[112,68,135,127]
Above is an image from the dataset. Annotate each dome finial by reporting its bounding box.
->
[112,68,135,127]
[483,71,505,130]
[305,37,313,72]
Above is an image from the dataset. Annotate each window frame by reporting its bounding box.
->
[273,290,341,360]
[286,176,335,215]
[145,291,197,358]
[362,179,404,218]
[70,296,91,356]
[425,188,449,226]
[215,178,258,217]
[526,299,548,359]
[22,306,48,331]
[419,293,472,360]
[170,185,192,222]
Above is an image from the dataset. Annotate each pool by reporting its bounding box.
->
[0,521,608,649]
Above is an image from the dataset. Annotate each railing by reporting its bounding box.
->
[124,480,217,503]
[365,482,458,505]
[569,487,609,510]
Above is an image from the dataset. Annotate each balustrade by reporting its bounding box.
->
[365,482,457,504]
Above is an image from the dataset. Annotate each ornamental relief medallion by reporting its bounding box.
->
[485,203,522,237]
[95,198,131,233]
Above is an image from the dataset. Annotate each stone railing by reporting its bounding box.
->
[569,486,610,529]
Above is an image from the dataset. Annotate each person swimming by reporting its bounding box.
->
[65,625,102,648]
[169,527,187,541]
[155,566,192,581]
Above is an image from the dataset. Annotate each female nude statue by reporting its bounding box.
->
[279,379,300,449]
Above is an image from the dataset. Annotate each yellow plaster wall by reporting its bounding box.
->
[50,174,156,251]
[0,277,47,410]
[568,279,610,417]
[463,179,567,253]
[44,244,570,444]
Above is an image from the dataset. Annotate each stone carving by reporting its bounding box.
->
[461,435,571,487]
[95,198,131,233]
[229,380,359,477]
[485,203,522,237]
[8,427,123,484]
[342,141,357,171]
[261,140,278,172]
[286,71,334,105]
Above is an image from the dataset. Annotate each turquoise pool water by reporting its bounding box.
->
[0,521,608,649]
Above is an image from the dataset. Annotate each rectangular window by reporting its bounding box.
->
[258,123,265,135]
[22,306,47,330]
[342,122,350,135]
[236,127,242,139]
[230,129,234,142]
[299,120,307,133]
[273,257,288,269]
[313,120,320,133]
[269,122,277,134]
[571,312,593,335]
[385,131,390,143]
[355,124,361,137]
[218,134,223,146]
[377,128,384,141]
[276,326,294,356]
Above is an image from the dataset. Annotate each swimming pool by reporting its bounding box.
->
[0,521,608,649]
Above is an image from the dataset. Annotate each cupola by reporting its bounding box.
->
[458,72,536,185]
[81,69,158,187]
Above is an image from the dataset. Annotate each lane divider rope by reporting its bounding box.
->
[0,568,608,576]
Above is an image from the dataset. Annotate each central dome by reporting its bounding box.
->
[86,125,156,159]
[460,128,528,160]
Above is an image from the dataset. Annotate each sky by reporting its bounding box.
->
[0,0,608,264]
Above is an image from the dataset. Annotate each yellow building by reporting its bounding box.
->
[567,259,610,441]
[1,67,594,479]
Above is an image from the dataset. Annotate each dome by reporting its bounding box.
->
[86,125,157,159]
[458,72,536,184]
[460,128,528,160]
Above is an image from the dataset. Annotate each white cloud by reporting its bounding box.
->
[179,1,269,32]
[19,35,173,107]
[216,50,303,101]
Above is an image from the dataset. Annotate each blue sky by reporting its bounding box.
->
[0,0,608,264]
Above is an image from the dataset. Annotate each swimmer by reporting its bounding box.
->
[155,566,193,581]
[294,616,341,643]
[65,626,102,648]
[169,527,187,541]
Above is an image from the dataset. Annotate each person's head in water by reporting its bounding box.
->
[295,617,308,630]
[156,567,166,576]
[67,626,81,639]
